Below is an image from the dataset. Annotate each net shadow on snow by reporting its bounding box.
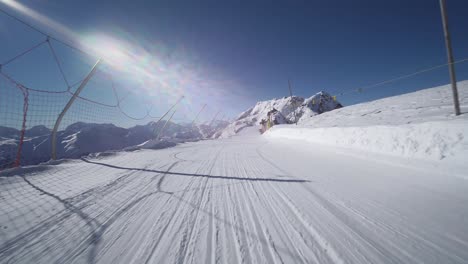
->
[0,159,308,264]
[80,158,310,183]
[1,162,182,264]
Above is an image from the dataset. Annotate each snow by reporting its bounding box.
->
[1,82,468,263]
[265,120,467,164]
[265,81,468,165]
[1,126,468,263]
[296,81,468,128]
[124,139,177,151]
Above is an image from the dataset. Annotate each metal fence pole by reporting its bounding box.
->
[440,0,461,116]
[51,59,101,160]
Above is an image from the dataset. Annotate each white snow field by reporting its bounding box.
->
[1,83,468,263]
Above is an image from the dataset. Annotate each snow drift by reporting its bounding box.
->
[265,120,467,161]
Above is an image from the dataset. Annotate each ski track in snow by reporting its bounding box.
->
[1,128,468,264]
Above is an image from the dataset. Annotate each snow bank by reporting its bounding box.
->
[216,121,251,138]
[265,120,467,161]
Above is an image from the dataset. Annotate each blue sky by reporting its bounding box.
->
[1,0,468,124]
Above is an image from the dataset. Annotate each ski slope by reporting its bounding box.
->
[1,127,468,264]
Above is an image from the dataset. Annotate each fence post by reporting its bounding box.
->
[439,0,461,116]
[51,59,101,160]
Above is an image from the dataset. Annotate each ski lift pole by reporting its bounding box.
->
[439,0,461,116]
[152,96,184,136]
[191,104,206,127]
[51,59,101,160]
[157,110,177,140]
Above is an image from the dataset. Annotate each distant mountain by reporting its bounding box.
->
[215,91,342,138]
[0,126,20,139]
[0,120,227,169]
[0,125,51,139]
[297,91,343,123]
[25,125,51,137]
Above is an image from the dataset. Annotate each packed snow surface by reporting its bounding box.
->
[1,126,468,263]
[1,82,468,263]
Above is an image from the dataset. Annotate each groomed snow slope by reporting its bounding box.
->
[265,81,468,165]
[1,126,468,263]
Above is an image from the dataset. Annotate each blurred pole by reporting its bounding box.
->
[439,0,461,116]
[191,104,206,127]
[51,59,101,160]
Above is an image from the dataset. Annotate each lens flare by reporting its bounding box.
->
[0,0,251,121]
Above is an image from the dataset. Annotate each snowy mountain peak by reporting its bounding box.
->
[217,91,342,138]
